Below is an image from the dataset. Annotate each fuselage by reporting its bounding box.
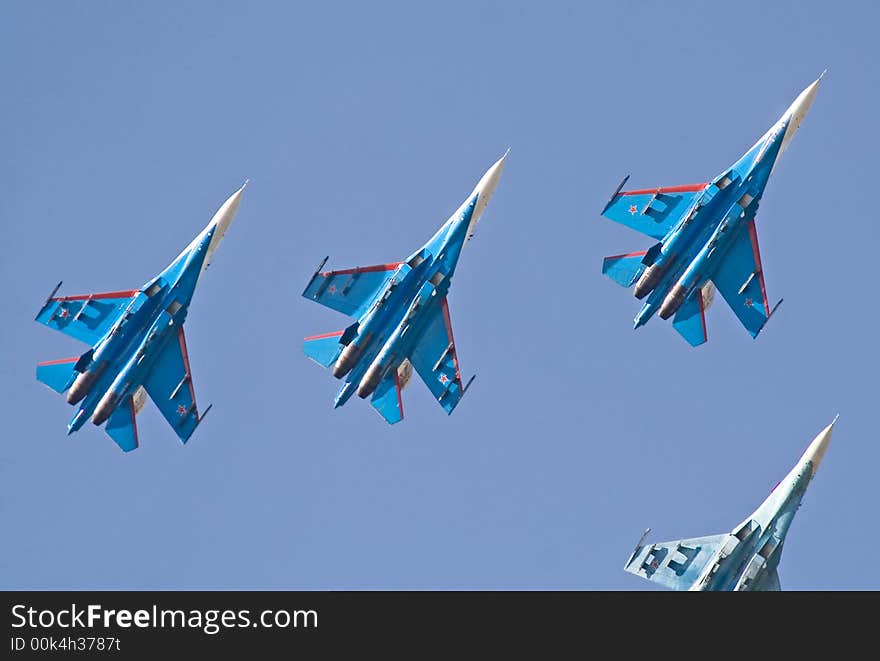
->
[689,467,810,591]
[65,229,216,433]
[332,195,477,407]
[690,419,833,591]
[633,127,783,327]
[632,76,821,328]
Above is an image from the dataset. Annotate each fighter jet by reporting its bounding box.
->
[624,417,837,590]
[600,74,824,345]
[34,183,247,451]
[301,152,507,424]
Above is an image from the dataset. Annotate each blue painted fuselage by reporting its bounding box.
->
[601,75,822,346]
[65,231,213,434]
[302,152,506,423]
[35,183,246,450]
[633,127,783,329]
[331,196,476,409]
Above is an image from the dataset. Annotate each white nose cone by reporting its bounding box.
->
[776,72,824,161]
[201,180,248,273]
[798,415,837,477]
[467,149,508,238]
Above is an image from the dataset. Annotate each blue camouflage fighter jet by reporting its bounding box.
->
[34,183,247,451]
[301,152,507,424]
[601,74,824,345]
[624,417,837,590]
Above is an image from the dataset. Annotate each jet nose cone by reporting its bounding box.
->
[211,180,248,233]
[469,149,509,228]
[776,73,824,159]
[480,149,508,192]
[789,76,822,122]
[800,415,837,477]
[196,181,248,272]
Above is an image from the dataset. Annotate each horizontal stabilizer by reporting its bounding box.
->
[303,331,345,368]
[105,396,139,452]
[672,289,708,347]
[36,357,79,393]
[602,251,648,288]
[371,372,404,424]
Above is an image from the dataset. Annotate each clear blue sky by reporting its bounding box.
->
[1,1,876,590]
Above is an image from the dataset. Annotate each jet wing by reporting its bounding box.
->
[35,287,140,346]
[408,297,470,415]
[302,261,401,319]
[711,220,775,338]
[752,567,781,591]
[624,532,728,591]
[142,327,203,443]
[602,183,706,240]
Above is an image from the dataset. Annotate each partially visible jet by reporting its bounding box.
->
[301,152,507,424]
[34,183,247,451]
[601,74,824,345]
[624,417,837,590]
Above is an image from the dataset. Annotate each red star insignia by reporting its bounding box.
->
[650,559,659,569]
[328,284,337,294]
[176,405,187,416]
[744,298,754,308]
[58,308,70,319]
[628,205,638,215]
[439,373,449,385]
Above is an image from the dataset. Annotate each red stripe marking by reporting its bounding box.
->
[440,297,461,382]
[52,289,139,302]
[304,330,344,341]
[605,250,648,261]
[177,327,198,418]
[37,356,79,366]
[619,183,707,196]
[698,288,708,343]
[319,263,401,277]
[747,220,769,313]
[394,370,404,420]
[129,396,139,449]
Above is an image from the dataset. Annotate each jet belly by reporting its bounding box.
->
[658,195,755,320]
[66,292,155,404]
[633,178,735,301]
[66,298,166,430]
[634,247,695,327]
[333,260,425,379]
[357,280,438,398]
[634,194,729,326]
[92,309,178,425]
[634,200,704,299]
